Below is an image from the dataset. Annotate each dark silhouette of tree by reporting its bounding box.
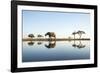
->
[72,32,76,39]
[37,35,43,37]
[28,34,34,38]
[76,30,85,39]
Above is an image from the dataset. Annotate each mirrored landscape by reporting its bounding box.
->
[22,40,90,62]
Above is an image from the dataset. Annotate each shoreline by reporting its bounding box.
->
[22,38,90,41]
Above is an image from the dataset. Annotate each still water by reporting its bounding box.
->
[22,41,90,62]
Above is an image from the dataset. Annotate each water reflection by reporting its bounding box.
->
[37,42,42,45]
[77,41,85,49]
[23,40,90,62]
[72,44,77,48]
[45,41,56,48]
[27,40,86,49]
[27,41,34,46]
[72,40,86,49]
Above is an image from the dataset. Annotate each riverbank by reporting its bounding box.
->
[22,38,90,41]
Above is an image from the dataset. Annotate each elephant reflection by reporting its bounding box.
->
[27,41,34,46]
[72,40,85,49]
[45,41,56,48]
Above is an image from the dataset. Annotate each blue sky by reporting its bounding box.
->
[22,10,90,38]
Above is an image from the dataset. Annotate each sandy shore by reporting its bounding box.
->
[22,38,90,41]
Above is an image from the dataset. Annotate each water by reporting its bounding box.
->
[22,40,90,62]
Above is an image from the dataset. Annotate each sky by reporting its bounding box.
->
[22,10,91,38]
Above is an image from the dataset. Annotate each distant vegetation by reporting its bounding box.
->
[72,30,85,39]
[37,34,43,38]
[28,34,34,38]
[25,30,89,41]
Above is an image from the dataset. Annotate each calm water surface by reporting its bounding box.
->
[22,41,90,62]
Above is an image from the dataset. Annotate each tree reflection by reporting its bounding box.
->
[72,44,77,48]
[37,42,42,45]
[72,40,85,49]
[72,40,77,48]
[27,41,34,46]
[76,41,85,49]
[45,41,56,49]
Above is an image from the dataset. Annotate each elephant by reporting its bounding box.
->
[45,32,56,40]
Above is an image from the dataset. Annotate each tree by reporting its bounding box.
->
[28,34,34,38]
[37,35,43,37]
[72,32,76,39]
[76,30,85,39]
